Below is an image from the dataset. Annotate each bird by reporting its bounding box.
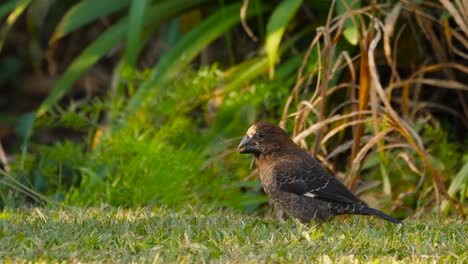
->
[238,121,402,224]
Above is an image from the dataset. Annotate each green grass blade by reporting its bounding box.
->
[265,0,302,79]
[125,0,150,67]
[125,2,271,113]
[49,0,131,43]
[0,0,31,53]
[38,0,209,117]
[16,112,36,169]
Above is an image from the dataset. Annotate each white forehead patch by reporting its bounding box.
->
[247,124,258,137]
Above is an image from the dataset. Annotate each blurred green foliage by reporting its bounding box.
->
[2,65,292,212]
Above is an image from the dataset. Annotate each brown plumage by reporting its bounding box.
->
[238,121,402,224]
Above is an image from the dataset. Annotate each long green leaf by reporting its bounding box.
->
[222,26,313,93]
[223,53,302,94]
[0,0,17,20]
[126,2,271,113]
[265,0,302,79]
[223,57,268,93]
[50,0,131,43]
[442,159,468,212]
[125,0,149,67]
[335,0,361,45]
[38,0,209,117]
[448,161,468,198]
[38,21,127,117]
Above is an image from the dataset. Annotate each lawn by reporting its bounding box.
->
[0,207,466,263]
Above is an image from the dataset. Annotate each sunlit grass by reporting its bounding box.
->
[0,207,466,263]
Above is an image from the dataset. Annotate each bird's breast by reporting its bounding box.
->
[257,164,276,189]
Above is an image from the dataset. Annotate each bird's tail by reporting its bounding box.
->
[360,207,402,224]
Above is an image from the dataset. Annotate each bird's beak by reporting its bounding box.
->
[238,135,258,154]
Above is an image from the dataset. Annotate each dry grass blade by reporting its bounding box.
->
[350,23,371,176]
[240,0,259,42]
[404,63,468,81]
[280,1,465,217]
[0,141,10,173]
[452,45,468,59]
[0,170,64,208]
[393,120,464,216]
[440,0,468,37]
[366,19,464,216]
[393,79,468,91]
[311,28,332,156]
[383,2,402,81]
[451,30,468,51]
[330,51,356,81]
[280,33,322,129]
[325,135,373,160]
[321,118,377,145]
[416,6,468,121]
[349,128,395,183]
[392,98,468,128]
[293,110,372,143]
[396,151,423,175]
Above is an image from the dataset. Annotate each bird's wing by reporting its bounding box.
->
[273,157,362,204]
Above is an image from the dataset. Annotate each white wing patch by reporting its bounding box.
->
[303,192,316,198]
[302,179,331,199]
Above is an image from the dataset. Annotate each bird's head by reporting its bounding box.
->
[238,121,292,156]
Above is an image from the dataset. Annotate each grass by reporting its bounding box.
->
[0,207,466,263]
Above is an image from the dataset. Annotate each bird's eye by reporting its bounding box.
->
[257,133,265,139]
